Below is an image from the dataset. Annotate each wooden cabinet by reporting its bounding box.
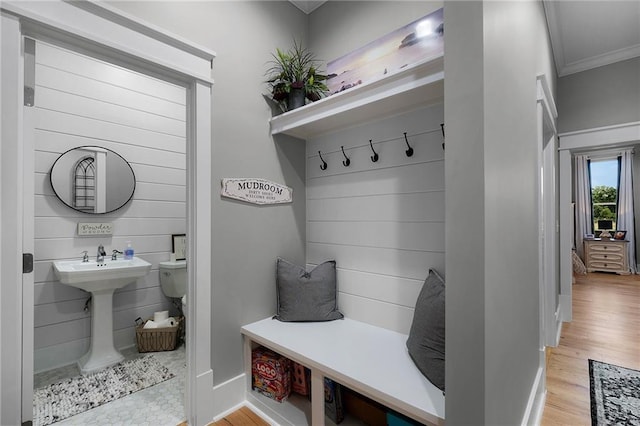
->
[583,239,630,275]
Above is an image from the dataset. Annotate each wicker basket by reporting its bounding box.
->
[135,316,184,353]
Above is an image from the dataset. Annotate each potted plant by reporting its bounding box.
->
[266,40,329,112]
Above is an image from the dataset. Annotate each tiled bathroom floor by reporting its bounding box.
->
[34,344,186,426]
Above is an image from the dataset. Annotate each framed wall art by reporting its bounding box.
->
[613,230,627,240]
[172,233,187,260]
[326,8,443,95]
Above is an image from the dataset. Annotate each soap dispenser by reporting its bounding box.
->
[124,241,134,260]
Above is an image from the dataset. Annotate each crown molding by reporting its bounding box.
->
[288,0,326,15]
[543,0,565,77]
[559,43,640,77]
[543,0,640,77]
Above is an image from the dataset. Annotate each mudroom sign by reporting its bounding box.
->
[221,178,293,205]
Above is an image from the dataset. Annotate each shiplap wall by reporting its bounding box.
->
[306,104,445,334]
[33,41,186,372]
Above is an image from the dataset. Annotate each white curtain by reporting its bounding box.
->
[575,155,592,260]
[617,150,636,274]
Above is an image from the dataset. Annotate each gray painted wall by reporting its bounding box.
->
[308,1,441,63]
[443,2,486,421]
[107,1,308,386]
[109,3,557,423]
[445,1,555,423]
[558,57,640,133]
[482,2,553,422]
[559,56,639,266]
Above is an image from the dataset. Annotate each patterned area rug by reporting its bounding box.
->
[590,359,640,425]
[33,354,174,426]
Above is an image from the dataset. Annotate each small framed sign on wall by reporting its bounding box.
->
[77,222,113,236]
[172,234,187,260]
[221,178,293,205]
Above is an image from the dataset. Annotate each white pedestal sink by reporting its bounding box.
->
[53,257,151,374]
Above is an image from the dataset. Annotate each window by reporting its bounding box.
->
[589,159,618,235]
[74,156,96,213]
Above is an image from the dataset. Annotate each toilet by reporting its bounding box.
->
[159,260,187,317]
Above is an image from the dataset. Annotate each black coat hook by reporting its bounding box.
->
[341,146,350,167]
[369,139,379,162]
[404,132,414,157]
[440,123,445,150]
[318,151,327,170]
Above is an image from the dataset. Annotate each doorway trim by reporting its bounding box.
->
[558,121,640,314]
[523,74,559,426]
[0,2,215,425]
[536,74,561,349]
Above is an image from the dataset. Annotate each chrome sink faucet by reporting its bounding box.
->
[97,244,107,264]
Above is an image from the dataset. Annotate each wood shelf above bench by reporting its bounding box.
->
[241,317,445,426]
[269,56,444,139]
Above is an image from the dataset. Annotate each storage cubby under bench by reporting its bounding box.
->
[241,317,445,425]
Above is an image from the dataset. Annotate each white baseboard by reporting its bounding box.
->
[213,401,246,423]
[246,391,298,426]
[551,304,563,347]
[244,401,280,425]
[213,400,278,426]
[521,364,546,426]
[211,374,278,425]
[559,294,572,322]
[529,388,547,426]
[195,368,215,425]
[554,316,563,348]
[212,373,246,420]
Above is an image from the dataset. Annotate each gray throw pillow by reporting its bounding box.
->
[406,268,445,392]
[275,258,344,322]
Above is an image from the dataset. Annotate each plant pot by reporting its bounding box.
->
[287,88,305,111]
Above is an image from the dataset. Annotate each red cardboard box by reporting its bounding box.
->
[251,346,291,402]
[292,362,311,396]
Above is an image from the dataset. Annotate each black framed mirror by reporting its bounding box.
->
[50,146,136,214]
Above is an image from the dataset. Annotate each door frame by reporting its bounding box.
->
[0,2,216,424]
[20,37,36,421]
[0,11,27,425]
[536,74,561,349]
[558,121,640,308]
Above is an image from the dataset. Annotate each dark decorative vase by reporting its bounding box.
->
[287,88,305,111]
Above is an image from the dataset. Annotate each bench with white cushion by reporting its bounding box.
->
[241,317,445,425]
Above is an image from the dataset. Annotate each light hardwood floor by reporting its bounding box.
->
[211,406,269,426]
[176,406,269,426]
[541,272,640,425]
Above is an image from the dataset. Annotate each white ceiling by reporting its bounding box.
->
[543,1,640,76]
[289,1,640,78]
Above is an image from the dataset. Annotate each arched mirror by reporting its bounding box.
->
[50,146,136,214]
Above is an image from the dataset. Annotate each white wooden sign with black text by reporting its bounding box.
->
[221,178,293,205]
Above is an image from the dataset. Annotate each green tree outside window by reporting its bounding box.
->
[592,185,617,230]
